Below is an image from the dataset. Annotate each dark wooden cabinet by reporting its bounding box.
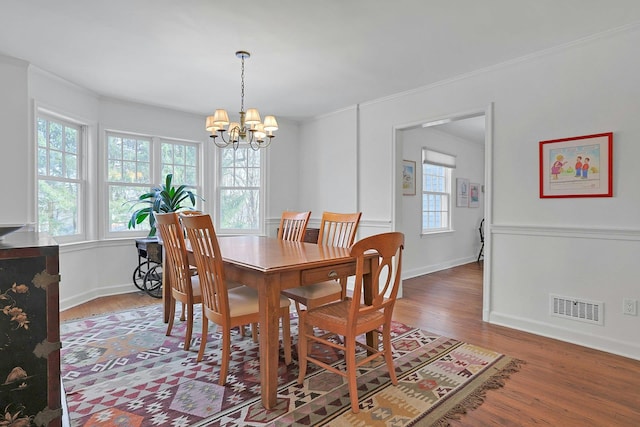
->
[0,232,61,427]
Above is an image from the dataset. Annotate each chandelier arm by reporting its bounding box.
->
[214,129,230,144]
[212,135,230,148]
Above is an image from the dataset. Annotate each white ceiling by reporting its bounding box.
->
[1,1,640,122]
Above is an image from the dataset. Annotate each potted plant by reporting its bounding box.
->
[127,173,201,237]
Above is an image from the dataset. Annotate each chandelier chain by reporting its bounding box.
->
[240,55,245,113]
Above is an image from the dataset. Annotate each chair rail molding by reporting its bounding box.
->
[491,224,640,241]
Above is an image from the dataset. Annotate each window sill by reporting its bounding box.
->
[420,229,455,238]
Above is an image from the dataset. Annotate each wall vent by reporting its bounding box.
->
[550,294,604,325]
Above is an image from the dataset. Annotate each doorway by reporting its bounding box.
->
[393,107,491,321]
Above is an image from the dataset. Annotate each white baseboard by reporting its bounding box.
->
[489,311,640,361]
[59,283,138,311]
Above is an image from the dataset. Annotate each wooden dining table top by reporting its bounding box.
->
[216,235,354,273]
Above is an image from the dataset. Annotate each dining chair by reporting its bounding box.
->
[154,212,201,351]
[297,231,405,413]
[277,211,311,242]
[281,211,361,312]
[180,213,292,385]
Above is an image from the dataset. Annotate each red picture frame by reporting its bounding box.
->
[539,132,613,198]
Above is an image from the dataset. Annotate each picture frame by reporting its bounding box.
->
[539,132,613,198]
[456,178,469,207]
[469,182,480,208]
[402,160,416,196]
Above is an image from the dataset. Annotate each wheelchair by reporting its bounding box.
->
[133,237,163,298]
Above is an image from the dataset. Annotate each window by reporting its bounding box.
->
[422,148,456,233]
[106,132,200,235]
[37,114,85,241]
[218,146,262,233]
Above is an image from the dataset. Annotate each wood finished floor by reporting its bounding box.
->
[60,262,640,426]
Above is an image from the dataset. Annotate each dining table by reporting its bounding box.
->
[161,234,375,409]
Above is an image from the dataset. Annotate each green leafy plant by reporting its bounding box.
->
[127,174,202,237]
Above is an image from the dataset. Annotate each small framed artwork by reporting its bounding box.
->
[539,132,613,198]
[469,182,480,207]
[456,178,469,207]
[402,160,416,196]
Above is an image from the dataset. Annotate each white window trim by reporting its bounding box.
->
[101,129,203,240]
[421,148,455,235]
[35,107,90,243]
[215,144,266,235]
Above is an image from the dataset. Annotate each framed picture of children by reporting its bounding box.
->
[539,132,613,198]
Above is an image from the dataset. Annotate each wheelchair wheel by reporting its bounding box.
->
[143,263,163,298]
[133,262,153,291]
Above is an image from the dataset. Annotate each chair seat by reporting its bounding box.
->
[173,275,202,299]
[306,299,385,333]
[228,284,291,317]
[281,281,342,303]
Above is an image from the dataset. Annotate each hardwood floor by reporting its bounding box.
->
[60,262,640,426]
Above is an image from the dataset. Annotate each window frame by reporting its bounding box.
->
[215,144,265,235]
[103,131,202,239]
[421,148,455,235]
[36,111,87,243]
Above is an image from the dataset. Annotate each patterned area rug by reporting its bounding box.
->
[60,304,523,426]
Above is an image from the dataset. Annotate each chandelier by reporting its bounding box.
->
[205,51,278,151]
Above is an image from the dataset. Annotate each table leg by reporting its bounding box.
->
[258,273,280,409]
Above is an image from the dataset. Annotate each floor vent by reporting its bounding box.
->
[550,294,604,325]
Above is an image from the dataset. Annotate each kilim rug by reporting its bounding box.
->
[60,304,523,426]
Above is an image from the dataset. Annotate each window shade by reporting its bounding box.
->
[422,148,456,168]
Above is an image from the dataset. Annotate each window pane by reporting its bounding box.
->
[65,127,78,153]
[38,118,47,147]
[65,154,77,179]
[49,150,63,177]
[38,180,78,236]
[108,135,122,159]
[221,167,234,186]
[234,167,247,186]
[185,146,197,166]
[173,165,186,183]
[162,143,173,164]
[49,122,63,150]
[161,141,199,187]
[122,138,137,161]
[185,166,196,184]
[109,185,151,232]
[247,167,260,187]
[220,189,259,229]
[38,147,47,175]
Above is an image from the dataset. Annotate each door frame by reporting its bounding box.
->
[391,103,493,322]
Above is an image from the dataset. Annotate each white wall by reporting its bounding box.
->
[0,55,29,224]
[400,126,484,278]
[298,26,640,360]
[298,107,359,229]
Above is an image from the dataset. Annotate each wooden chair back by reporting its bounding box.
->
[318,211,362,248]
[277,211,311,241]
[154,212,193,298]
[180,213,230,324]
[296,231,405,413]
[349,232,404,319]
